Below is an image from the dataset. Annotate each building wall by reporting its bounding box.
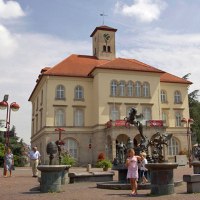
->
[30,69,190,165]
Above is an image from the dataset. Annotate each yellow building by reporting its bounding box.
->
[29,25,192,165]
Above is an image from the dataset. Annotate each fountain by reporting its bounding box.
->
[37,137,71,192]
[98,107,178,195]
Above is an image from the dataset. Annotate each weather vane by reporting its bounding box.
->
[100,12,107,25]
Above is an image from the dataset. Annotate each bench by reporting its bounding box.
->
[183,174,200,193]
[69,171,115,183]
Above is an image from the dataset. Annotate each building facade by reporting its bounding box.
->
[29,26,192,165]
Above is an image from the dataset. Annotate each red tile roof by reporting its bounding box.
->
[160,72,192,84]
[42,54,192,85]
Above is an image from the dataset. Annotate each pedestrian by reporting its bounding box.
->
[4,148,14,177]
[140,152,148,184]
[28,146,41,177]
[125,148,141,196]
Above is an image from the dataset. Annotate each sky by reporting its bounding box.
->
[0,0,200,144]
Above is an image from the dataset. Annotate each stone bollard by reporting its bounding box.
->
[86,164,91,172]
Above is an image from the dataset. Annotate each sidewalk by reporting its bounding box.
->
[0,165,199,200]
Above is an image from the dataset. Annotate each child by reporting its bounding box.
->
[126,148,141,196]
[140,152,148,184]
[4,148,14,177]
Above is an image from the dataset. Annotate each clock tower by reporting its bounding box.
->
[90,25,117,60]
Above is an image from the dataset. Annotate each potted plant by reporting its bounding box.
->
[96,159,112,171]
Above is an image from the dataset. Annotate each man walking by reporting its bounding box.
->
[28,146,41,177]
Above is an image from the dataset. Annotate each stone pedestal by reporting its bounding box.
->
[145,163,178,195]
[37,165,70,193]
[112,165,128,183]
[191,161,200,174]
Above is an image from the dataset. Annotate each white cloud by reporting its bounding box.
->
[117,29,200,93]
[114,0,167,22]
[0,32,90,144]
[0,24,17,58]
[0,0,25,19]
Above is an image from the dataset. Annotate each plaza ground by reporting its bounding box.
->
[0,165,199,200]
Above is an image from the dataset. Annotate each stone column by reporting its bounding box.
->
[112,140,116,160]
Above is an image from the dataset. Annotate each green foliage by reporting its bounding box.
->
[188,89,200,144]
[60,152,76,166]
[0,125,28,167]
[96,159,112,169]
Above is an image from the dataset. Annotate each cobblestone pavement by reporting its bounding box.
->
[0,165,200,200]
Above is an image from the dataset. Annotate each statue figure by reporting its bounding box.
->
[192,144,200,161]
[117,142,127,164]
[125,107,145,142]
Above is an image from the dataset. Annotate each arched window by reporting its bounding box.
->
[127,81,133,97]
[64,138,78,160]
[142,82,150,97]
[135,81,141,97]
[74,108,84,127]
[75,85,84,100]
[107,46,111,52]
[110,80,118,96]
[103,45,106,52]
[175,112,182,127]
[55,109,65,126]
[119,81,125,96]
[161,90,167,103]
[110,105,120,121]
[174,91,182,104]
[56,85,65,99]
[168,137,179,155]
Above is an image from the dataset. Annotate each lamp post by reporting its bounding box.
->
[181,118,194,164]
[55,128,65,164]
[0,95,20,147]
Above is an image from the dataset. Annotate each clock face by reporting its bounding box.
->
[103,33,110,43]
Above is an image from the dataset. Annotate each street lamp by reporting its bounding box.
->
[0,95,20,147]
[181,118,194,163]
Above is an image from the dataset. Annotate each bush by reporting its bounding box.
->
[60,152,76,166]
[96,159,112,169]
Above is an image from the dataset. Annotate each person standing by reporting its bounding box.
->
[126,148,141,196]
[4,148,14,177]
[28,146,41,177]
[140,152,148,184]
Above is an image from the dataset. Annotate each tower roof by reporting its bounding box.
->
[90,25,117,37]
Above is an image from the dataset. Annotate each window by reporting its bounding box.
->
[65,138,78,160]
[56,85,65,100]
[40,109,43,129]
[142,82,150,97]
[127,81,133,97]
[161,90,167,103]
[135,81,141,97]
[174,91,182,104]
[168,137,179,155]
[55,109,65,126]
[142,107,152,121]
[108,46,111,52]
[175,112,182,127]
[75,85,84,100]
[110,105,120,121]
[162,110,168,126]
[74,108,84,127]
[110,80,118,96]
[103,45,106,52]
[119,81,125,96]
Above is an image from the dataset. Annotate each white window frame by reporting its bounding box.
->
[161,90,167,103]
[127,81,133,97]
[55,109,65,126]
[56,85,65,99]
[75,85,84,100]
[74,108,84,127]
[174,91,182,104]
[168,137,179,155]
[135,81,141,97]
[143,82,150,97]
[111,80,118,96]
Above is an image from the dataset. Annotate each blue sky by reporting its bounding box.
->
[0,0,200,144]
